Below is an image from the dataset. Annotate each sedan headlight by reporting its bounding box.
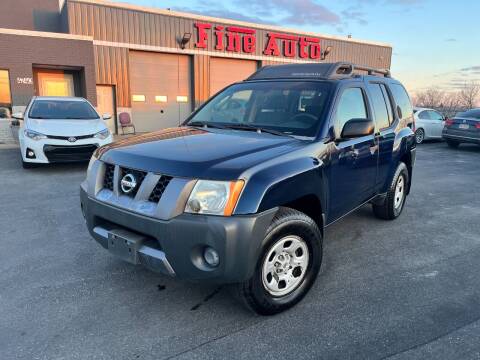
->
[185,180,245,216]
[24,129,47,141]
[94,128,110,140]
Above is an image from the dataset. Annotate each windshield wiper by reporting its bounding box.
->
[187,121,227,129]
[223,123,293,138]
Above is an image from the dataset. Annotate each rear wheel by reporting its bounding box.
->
[234,207,322,315]
[415,129,425,144]
[373,162,409,220]
[446,139,460,148]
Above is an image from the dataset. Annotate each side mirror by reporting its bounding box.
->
[340,118,374,139]
[102,113,112,120]
[12,112,24,120]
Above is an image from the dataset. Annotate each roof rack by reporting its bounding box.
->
[246,62,391,81]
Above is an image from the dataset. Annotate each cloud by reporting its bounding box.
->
[341,8,368,26]
[174,0,341,27]
[445,38,457,42]
[174,6,270,25]
[461,66,480,72]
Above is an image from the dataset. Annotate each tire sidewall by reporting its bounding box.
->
[392,164,409,218]
[249,216,322,313]
[415,129,425,144]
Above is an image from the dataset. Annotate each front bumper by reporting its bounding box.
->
[80,186,277,283]
[20,135,113,163]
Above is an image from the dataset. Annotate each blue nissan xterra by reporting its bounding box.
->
[80,62,416,315]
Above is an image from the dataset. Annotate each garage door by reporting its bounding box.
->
[210,58,257,96]
[130,51,191,132]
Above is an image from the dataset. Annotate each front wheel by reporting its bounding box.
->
[372,162,409,220]
[234,208,322,315]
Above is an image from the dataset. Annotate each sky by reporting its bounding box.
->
[115,0,480,96]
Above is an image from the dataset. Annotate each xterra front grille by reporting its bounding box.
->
[148,176,173,203]
[120,167,147,197]
[103,163,115,191]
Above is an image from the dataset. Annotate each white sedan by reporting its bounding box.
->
[413,107,446,144]
[15,96,113,168]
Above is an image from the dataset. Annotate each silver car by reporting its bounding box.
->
[413,107,446,144]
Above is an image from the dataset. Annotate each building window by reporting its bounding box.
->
[132,94,146,102]
[0,70,12,111]
[155,95,168,103]
[176,95,188,103]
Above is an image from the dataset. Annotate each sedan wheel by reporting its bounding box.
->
[415,129,425,144]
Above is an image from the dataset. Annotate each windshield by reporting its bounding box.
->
[29,100,99,120]
[186,81,332,137]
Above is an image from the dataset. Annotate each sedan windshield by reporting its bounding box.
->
[186,81,332,137]
[29,100,99,120]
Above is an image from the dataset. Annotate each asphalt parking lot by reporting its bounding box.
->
[1,142,480,360]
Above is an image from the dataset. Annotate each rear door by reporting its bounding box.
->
[328,86,378,221]
[366,82,396,191]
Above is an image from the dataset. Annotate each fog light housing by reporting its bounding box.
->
[26,148,36,159]
[203,247,219,267]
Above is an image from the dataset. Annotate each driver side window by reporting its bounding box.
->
[335,88,367,137]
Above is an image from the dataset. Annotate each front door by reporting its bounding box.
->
[427,110,445,138]
[96,85,116,133]
[328,87,378,222]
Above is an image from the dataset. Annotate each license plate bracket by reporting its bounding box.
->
[107,229,146,264]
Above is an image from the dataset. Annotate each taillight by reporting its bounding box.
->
[445,118,455,126]
[475,122,480,129]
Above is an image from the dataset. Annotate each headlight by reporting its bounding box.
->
[24,129,47,141]
[86,153,98,177]
[185,180,244,216]
[94,128,110,140]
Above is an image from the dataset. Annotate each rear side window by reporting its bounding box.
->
[368,83,391,130]
[335,88,367,137]
[389,84,413,120]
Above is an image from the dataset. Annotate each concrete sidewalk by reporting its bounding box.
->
[0,120,18,148]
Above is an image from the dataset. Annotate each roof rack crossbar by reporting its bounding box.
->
[352,64,391,78]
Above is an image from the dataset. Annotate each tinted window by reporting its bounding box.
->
[418,111,430,120]
[335,88,367,136]
[188,81,332,137]
[390,84,413,120]
[29,100,99,120]
[458,109,480,119]
[428,111,444,121]
[368,84,390,129]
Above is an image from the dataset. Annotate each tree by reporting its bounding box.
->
[458,81,480,109]
[412,88,464,117]
[413,87,447,109]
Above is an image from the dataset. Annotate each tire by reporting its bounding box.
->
[233,207,322,315]
[446,139,460,148]
[372,162,409,220]
[415,129,425,144]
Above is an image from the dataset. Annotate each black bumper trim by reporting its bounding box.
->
[81,187,277,283]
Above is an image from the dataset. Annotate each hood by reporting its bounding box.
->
[99,127,303,180]
[27,118,106,136]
